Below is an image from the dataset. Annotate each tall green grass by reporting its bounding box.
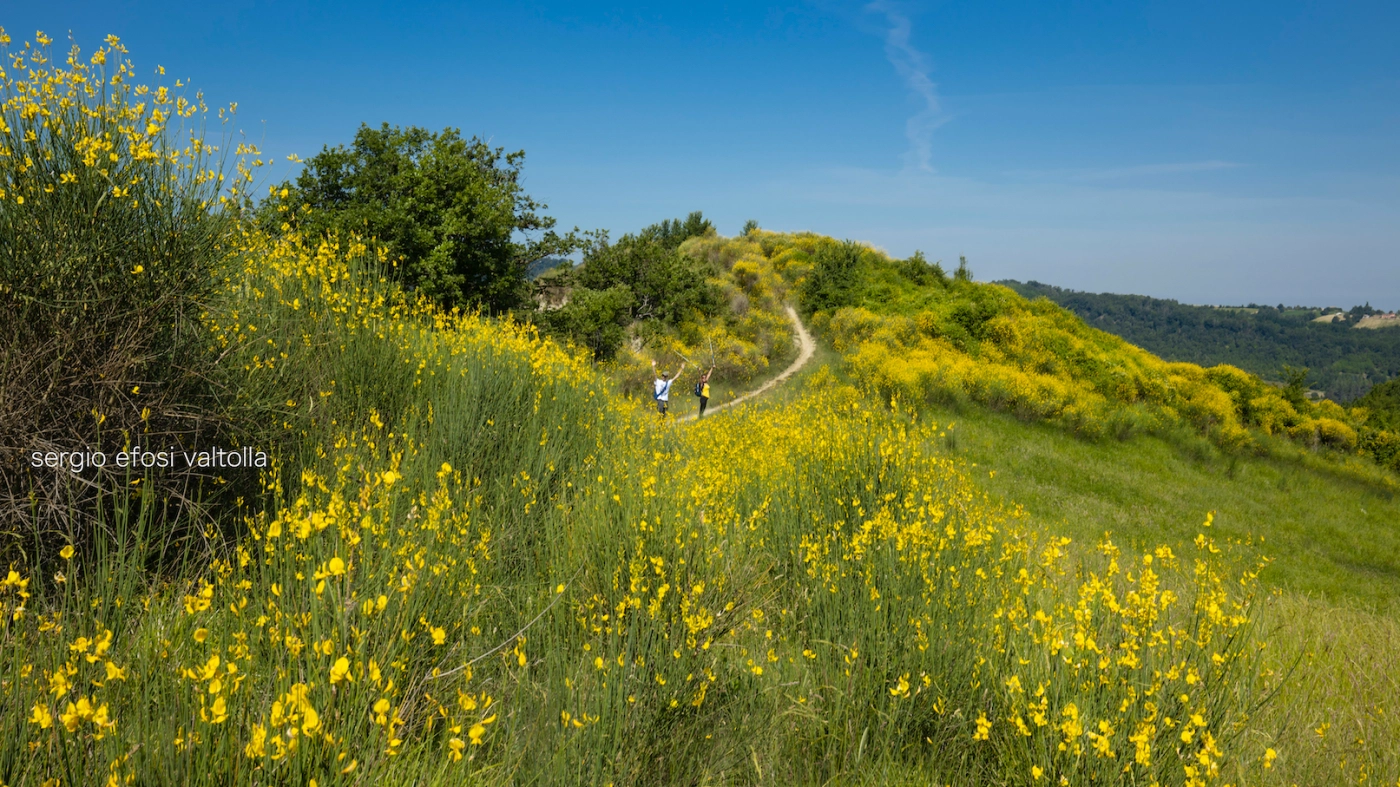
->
[834,374,1400,783]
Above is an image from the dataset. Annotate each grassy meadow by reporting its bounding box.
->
[915,393,1400,784]
[4,229,1288,784]
[927,401,1400,613]
[3,30,1400,787]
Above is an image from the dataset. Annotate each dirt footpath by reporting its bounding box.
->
[682,305,815,422]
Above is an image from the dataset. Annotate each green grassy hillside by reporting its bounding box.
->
[762,354,1400,614]
[734,352,1400,784]
[687,230,1400,782]
[932,394,1400,611]
[936,395,1400,784]
[10,227,1311,784]
[1000,280,1400,402]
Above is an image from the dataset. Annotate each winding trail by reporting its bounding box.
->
[681,305,815,421]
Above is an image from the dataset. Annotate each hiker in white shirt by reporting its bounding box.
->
[651,358,685,417]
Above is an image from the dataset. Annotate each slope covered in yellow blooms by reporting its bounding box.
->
[3,224,1289,783]
[0,200,1377,787]
[697,231,1399,483]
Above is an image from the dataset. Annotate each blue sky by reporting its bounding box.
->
[9,1,1399,308]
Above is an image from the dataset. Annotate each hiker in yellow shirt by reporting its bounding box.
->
[694,366,714,417]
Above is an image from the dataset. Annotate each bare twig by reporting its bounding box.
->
[428,572,580,680]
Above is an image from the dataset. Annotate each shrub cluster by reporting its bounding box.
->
[0,31,255,564]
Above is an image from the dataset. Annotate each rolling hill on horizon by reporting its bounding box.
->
[1001,279,1400,402]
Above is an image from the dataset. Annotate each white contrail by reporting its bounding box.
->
[867,1,942,172]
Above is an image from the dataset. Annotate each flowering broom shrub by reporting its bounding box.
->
[0,30,259,565]
[0,351,1285,785]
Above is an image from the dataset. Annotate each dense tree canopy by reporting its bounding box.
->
[1003,281,1400,401]
[799,240,869,315]
[260,123,583,313]
[537,212,721,359]
[574,238,717,326]
[1356,379,1400,432]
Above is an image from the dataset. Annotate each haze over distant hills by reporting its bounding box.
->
[1001,280,1400,402]
[527,255,574,280]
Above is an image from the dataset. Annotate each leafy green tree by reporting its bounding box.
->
[260,123,583,313]
[1356,379,1400,432]
[574,233,720,327]
[800,240,866,315]
[639,211,714,250]
[741,219,760,235]
[1281,365,1311,409]
[537,285,634,360]
[954,255,974,283]
[538,214,720,357]
[899,250,947,287]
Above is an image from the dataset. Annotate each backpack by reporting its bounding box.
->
[694,381,704,397]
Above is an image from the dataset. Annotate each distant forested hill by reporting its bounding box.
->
[527,255,573,279]
[1000,281,1400,401]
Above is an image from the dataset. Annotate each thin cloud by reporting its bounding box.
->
[1073,160,1242,181]
[866,1,944,172]
[1003,160,1244,182]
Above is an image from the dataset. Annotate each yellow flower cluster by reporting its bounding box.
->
[665,385,1271,783]
[0,29,254,214]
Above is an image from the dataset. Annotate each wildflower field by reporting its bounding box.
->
[2,31,1399,786]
